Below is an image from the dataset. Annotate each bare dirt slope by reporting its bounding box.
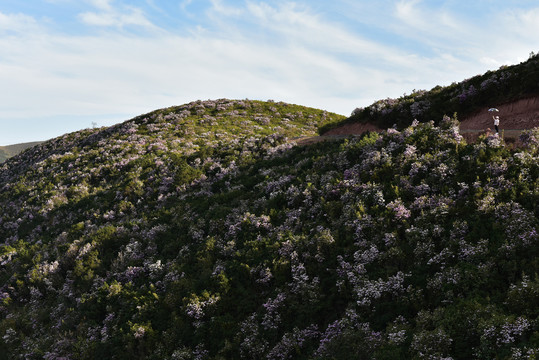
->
[294,122,382,145]
[459,95,539,130]
[322,121,383,136]
[315,95,539,141]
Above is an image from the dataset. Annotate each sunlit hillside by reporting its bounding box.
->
[1,96,538,359]
[0,142,43,163]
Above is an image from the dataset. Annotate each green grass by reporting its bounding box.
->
[0,141,43,163]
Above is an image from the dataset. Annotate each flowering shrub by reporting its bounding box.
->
[519,127,539,153]
[0,101,538,359]
[334,53,539,130]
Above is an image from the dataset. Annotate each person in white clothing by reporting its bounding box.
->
[493,115,500,134]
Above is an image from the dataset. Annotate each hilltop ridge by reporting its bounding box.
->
[1,94,538,359]
[0,100,344,164]
[3,53,539,162]
[0,99,344,168]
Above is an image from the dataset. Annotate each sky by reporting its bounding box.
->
[1,0,538,145]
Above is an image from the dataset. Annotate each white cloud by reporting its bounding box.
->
[79,12,118,26]
[344,1,536,78]
[0,19,369,123]
[0,11,40,33]
[242,1,400,64]
[500,8,539,45]
[393,0,470,46]
[1,0,538,143]
[79,7,156,29]
[78,1,159,30]
[88,0,114,12]
[209,0,244,17]
[180,0,193,9]
[394,0,421,22]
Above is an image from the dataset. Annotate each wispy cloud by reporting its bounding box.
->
[392,0,476,49]
[78,0,159,30]
[88,0,114,12]
[0,0,538,144]
[0,11,40,34]
[501,7,539,43]
[209,0,244,17]
[180,0,193,10]
[78,8,154,28]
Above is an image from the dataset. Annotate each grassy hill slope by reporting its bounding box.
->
[0,142,43,163]
[0,98,538,359]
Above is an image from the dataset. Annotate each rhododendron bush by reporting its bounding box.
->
[341,53,539,130]
[0,100,538,359]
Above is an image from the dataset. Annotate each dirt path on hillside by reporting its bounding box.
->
[322,121,383,136]
[295,95,539,145]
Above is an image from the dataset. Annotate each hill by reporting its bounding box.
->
[322,52,539,135]
[1,97,538,359]
[0,142,43,163]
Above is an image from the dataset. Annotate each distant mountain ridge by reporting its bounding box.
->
[0,141,43,163]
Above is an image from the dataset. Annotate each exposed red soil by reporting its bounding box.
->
[315,95,539,142]
[322,121,383,136]
[459,95,539,130]
[293,122,383,145]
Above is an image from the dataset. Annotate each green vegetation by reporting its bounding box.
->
[0,96,537,359]
[0,142,43,163]
[321,52,539,132]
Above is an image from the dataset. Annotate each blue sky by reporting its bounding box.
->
[1,0,538,145]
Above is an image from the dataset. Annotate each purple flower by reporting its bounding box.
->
[387,199,411,220]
